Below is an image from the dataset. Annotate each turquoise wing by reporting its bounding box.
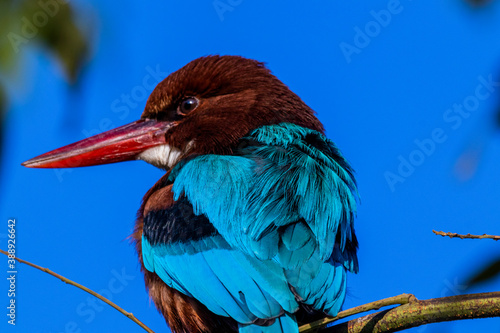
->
[169,123,358,316]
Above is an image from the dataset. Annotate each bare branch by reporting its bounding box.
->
[433,230,500,241]
[0,249,154,333]
[320,292,500,333]
[299,294,416,332]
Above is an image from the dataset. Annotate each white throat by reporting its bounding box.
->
[138,144,181,170]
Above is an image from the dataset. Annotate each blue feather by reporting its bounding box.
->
[143,234,299,323]
[281,223,310,251]
[238,313,298,333]
[172,123,358,267]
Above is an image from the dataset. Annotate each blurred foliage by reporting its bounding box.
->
[0,0,89,81]
[466,0,494,7]
[23,1,88,81]
[457,0,500,294]
[466,256,500,288]
[0,0,91,172]
[0,85,5,172]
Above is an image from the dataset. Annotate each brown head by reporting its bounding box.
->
[22,55,323,170]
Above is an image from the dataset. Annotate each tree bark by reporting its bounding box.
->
[321,292,500,333]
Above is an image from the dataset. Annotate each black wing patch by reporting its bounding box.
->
[143,195,219,246]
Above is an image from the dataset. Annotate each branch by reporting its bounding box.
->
[433,230,500,241]
[321,292,500,333]
[0,249,154,333]
[299,294,416,332]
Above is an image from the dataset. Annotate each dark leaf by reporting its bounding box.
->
[466,256,500,287]
[466,0,494,7]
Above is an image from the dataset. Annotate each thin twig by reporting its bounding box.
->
[0,249,154,333]
[299,294,416,332]
[321,292,500,333]
[433,230,500,241]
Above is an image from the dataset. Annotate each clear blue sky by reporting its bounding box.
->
[1,1,500,332]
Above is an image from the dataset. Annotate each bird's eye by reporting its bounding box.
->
[179,97,199,114]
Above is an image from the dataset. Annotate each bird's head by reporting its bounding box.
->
[22,55,323,170]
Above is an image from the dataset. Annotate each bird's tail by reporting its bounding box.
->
[238,313,298,333]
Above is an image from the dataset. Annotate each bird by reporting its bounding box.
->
[22,55,359,333]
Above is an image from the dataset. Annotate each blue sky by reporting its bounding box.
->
[1,1,500,332]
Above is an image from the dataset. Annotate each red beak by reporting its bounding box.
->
[22,119,172,168]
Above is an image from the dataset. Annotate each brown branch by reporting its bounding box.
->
[0,249,154,333]
[299,294,416,332]
[433,230,500,241]
[320,292,500,333]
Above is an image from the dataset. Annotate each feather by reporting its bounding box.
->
[171,123,358,267]
[143,234,299,324]
[238,313,298,333]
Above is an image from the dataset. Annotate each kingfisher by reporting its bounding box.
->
[22,56,359,333]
